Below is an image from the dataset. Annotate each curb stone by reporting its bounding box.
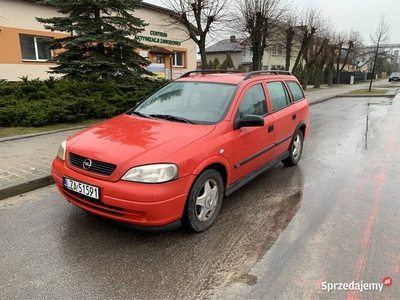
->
[0,175,54,200]
[0,125,89,143]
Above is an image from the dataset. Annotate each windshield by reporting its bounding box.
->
[132,81,236,124]
[391,72,400,77]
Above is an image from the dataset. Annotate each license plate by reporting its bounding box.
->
[63,177,99,200]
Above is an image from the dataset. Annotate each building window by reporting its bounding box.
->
[19,34,52,61]
[155,55,163,64]
[270,45,283,56]
[173,51,184,67]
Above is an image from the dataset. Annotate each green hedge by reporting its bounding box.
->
[0,77,168,127]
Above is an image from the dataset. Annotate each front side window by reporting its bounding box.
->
[286,81,305,102]
[267,81,291,111]
[173,51,184,67]
[238,84,267,118]
[133,81,236,124]
[19,34,51,61]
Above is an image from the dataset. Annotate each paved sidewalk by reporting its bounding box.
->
[0,80,398,200]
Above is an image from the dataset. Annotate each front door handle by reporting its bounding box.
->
[292,114,297,120]
[268,125,274,133]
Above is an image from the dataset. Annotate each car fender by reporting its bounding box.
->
[295,120,308,139]
[184,155,232,193]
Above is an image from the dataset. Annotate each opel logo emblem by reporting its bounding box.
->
[83,158,92,170]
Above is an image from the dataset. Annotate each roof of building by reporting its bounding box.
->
[149,46,173,55]
[205,37,247,53]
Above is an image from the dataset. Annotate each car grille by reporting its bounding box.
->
[69,152,117,176]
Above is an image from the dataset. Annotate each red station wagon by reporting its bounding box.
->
[51,70,310,232]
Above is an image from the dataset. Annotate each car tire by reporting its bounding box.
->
[183,169,224,232]
[283,129,304,166]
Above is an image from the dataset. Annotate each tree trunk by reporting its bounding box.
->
[198,40,208,70]
[285,43,292,71]
[314,63,324,88]
[328,64,333,86]
[252,45,263,71]
[336,43,343,84]
[292,43,305,73]
[339,42,353,73]
[285,27,294,71]
[369,44,380,92]
[302,65,310,90]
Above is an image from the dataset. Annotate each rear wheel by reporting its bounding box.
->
[283,130,303,166]
[183,169,224,232]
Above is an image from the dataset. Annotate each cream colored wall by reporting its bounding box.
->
[0,0,62,31]
[0,64,62,81]
[206,53,226,66]
[0,0,66,80]
[205,52,243,68]
[262,51,297,70]
[137,7,197,76]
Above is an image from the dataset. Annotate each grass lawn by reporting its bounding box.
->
[0,119,106,139]
[345,89,388,95]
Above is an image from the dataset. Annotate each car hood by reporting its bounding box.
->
[67,114,216,170]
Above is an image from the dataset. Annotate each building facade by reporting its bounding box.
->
[0,0,197,81]
[205,35,300,71]
[205,36,251,70]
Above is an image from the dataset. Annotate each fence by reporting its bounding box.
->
[338,72,368,84]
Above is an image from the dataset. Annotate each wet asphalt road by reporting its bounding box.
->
[1,96,400,299]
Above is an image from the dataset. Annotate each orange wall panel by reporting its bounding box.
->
[0,26,67,64]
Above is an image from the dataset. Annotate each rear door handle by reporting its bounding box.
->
[292,114,297,120]
[268,125,274,133]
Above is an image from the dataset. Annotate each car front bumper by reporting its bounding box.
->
[52,158,194,230]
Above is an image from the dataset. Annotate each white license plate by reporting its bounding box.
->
[63,177,99,200]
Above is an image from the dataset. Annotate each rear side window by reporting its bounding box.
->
[267,81,290,112]
[286,81,305,102]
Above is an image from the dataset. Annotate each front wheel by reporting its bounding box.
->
[183,169,224,232]
[283,130,304,166]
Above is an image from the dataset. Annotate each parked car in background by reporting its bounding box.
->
[51,70,310,233]
[389,72,400,82]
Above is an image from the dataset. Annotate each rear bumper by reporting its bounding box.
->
[52,158,194,229]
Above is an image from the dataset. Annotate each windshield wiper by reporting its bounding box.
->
[129,111,151,118]
[149,114,194,124]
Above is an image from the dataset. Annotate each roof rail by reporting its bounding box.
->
[243,70,292,80]
[179,69,244,78]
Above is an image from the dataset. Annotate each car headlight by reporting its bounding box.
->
[121,164,178,183]
[57,140,66,161]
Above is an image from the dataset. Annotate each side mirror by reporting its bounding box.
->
[239,114,264,128]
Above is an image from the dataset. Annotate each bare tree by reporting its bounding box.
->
[279,15,301,71]
[291,5,325,76]
[234,0,291,71]
[369,15,390,91]
[336,30,363,84]
[164,0,229,69]
[313,32,331,88]
[324,32,340,86]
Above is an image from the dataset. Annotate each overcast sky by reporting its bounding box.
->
[144,0,400,45]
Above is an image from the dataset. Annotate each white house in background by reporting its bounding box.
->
[205,34,301,71]
[0,0,197,81]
